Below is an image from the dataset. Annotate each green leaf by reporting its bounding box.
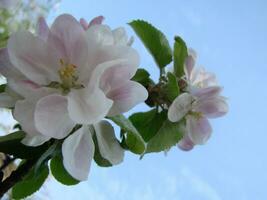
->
[131,68,150,86]
[12,163,49,199]
[0,84,6,93]
[92,134,112,167]
[108,115,146,154]
[50,154,80,186]
[146,119,185,153]
[0,131,49,159]
[129,109,167,142]
[173,36,188,78]
[163,72,180,102]
[129,20,172,68]
[34,141,58,174]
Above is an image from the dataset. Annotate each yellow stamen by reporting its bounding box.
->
[189,111,203,120]
[58,59,78,89]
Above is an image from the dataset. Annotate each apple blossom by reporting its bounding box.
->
[168,49,228,151]
[0,14,148,180]
[184,49,218,92]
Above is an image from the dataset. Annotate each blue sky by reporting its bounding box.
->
[2,0,267,199]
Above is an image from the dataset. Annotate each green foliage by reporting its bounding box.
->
[12,163,49,199]
[0,131,49,159]
[0,84,6,93]
[146,119,185,153]
[131,68,150,86]
[92,134,112,167]
[129,20,172,69]
[34,141,58,174]
[129,109,166,142]
[108,115,146,154]
[163,72,180,102]
[173,36,188,78]
[50,154,80,186]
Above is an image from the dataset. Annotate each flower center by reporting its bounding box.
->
[188,111,203,120]
[46,59,84,94]
[58,59,78,89]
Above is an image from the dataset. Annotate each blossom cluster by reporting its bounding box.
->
[0,13,228,196]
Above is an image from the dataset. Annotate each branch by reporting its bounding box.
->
[0,159,36,198]
[0,155,16,171]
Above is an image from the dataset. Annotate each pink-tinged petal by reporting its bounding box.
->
[48,14,88,69]
[62,126,94,181]
[7,79,56,102]
[35,94,75,139]
[168,93,193,122]
[88,16,104,28]
[80,16,104,30]
[184,48,197,80]
[0,92,17,108]
[68,60,133,124]
[21,135,50,147]
[8,31,60,85]
[67,87,113,125]
[80,45,139,84]
[93,120,124,165]
[79,18,89,30]
[187,116,212,145]
[0,48,22,80]
[112,27,128,45]
[86,24,114,46]
[37,17,50,40]
[190,67,218,88]
[107,81,148,116]
[177,135,194,151]
[188,48,197,60]
[13,100,39,137]
[193,96,228,118]
[192,86,222,99]
[184,55,195,80]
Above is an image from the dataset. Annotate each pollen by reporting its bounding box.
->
[58,59,78,90]
[59,59,77,79]
[188,111,203,120]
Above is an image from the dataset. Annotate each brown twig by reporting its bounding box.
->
[0,159,36,198]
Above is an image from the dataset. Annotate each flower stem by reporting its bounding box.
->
[0,159,36,198]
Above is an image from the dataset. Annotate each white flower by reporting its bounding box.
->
[168,49,228,151]
[0,14,148,180]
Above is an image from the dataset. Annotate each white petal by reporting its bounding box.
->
[187,116,212,145]
[62,126,95,181]
[86,24,114,46]
[8,31,60,85]
[88,16,104,28]
[7,79,57,102]
[35,94,75,139]
[21,135,50,147]
[168,93,193,122]
[48,14,88,69]
[13,100,39,137]
[107,81,148,116]
[184,49,197,80]
[67,87,113,125]
[80,45,139,84]
[68,60,125,124]
[0,48,23,80]
[94,121,124,165]
[37,17,49,40]
[112,27,128,45]
[193,96,228,118]
[177,135,194,151]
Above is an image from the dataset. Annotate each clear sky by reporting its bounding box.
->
[2,0,267,199]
